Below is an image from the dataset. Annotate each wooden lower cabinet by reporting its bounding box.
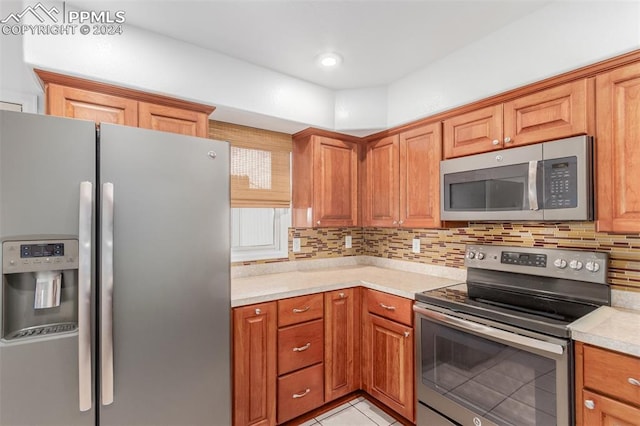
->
[575,342,640,426]
[233,302,277,426]
[324,288,360,402]
[277,363,325,424]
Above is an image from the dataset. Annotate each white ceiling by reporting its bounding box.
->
[68,0,552,90]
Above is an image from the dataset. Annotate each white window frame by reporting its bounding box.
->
[231,208,290,262]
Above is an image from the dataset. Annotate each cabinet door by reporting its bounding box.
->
[324,289,360,402]
[503,79,588,148]
[365,135,399,226]
[311,136,359,227]
[443,104,502,158]
[582,390,640,426]
[47,83,138,126]
[233,303,277,426]
[596,62,640,233]
[399,123,442,228]
[138,102,209,137]
[364,313,414,422]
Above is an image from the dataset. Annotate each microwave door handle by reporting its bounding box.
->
[528,160,539,210]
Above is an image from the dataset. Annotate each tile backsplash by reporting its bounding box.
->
[232,222,640,292]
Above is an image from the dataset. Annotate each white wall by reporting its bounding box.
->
[387,1,640,128]
[4,1,640,134]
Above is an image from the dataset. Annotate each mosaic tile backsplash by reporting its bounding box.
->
[232,222,640,292]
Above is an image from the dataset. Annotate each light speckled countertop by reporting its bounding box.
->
[231,256,640,359]
[231,264,462,307]
[570,306,640,357]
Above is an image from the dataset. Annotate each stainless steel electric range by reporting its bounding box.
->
[413,244,610,426]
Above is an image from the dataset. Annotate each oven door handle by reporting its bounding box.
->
[413,305,564,356]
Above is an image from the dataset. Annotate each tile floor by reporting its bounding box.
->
[297,396,402,426]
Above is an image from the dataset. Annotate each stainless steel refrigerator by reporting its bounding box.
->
[0,110,231,426]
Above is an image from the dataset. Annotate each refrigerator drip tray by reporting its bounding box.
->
[3,322,77,341]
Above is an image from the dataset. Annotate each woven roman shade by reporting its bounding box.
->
[209,120,292,208]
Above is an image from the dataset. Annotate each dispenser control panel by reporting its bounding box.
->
[2,239,79,273]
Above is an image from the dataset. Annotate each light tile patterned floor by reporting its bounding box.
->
[297,396,402,426]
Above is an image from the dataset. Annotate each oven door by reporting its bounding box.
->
[414,304,572,426]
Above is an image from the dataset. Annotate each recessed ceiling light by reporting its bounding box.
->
[317,52,342,68]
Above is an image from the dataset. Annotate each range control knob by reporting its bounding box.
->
[476,252,485,260]
[569,260,584,270]
[467,251,476,259]
[554,258,567,269]
[585,261,600,272]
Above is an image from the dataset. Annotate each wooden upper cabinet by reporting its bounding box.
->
[503,79,588,147]
[364,123,443,228]
[399,123,442,228]
[36,69,214,138]
[46,83,138,126]
[444,79,589,159]
[595,61,640,233]
[292,133,359,227]
[443,104,503,158]
[138,102,208,137]
[365,135,399,227]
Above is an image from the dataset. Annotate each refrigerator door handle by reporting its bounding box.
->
[101,182,115,406]
[78,181,93,412]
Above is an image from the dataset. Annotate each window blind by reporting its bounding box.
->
[209,120,292,208]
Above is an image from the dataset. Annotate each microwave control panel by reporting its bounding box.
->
[543,156,578,209]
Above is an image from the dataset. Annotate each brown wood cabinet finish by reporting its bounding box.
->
[399,123,442,228]
[365,289,413,327]
[277,293,324,327]
[277,319,324,376]
[277,363,325,424]
[233,302,277,426]
[324,288,361,402]
[363,313,414,422]
[364,135,399,227]
[36,69,214,137]
[444,80,588,159]
[575,342,640,426]
[292,134,359,227]
[595,61,640,233]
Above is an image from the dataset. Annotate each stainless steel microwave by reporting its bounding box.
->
[440,135,593,221]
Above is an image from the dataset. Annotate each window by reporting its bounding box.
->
[209,121,292,262]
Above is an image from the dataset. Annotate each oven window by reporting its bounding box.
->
[420,319,556,426]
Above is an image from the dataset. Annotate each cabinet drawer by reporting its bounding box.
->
[278,319,324,375]
[278,293,324,327]
[366,289,413,326]
[277,363,324,424]
[583,344,640,406]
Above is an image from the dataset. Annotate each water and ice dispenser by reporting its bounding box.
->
[1,238,79,341]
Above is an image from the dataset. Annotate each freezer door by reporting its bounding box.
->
[0,111,96,426]
[98,124,230,426]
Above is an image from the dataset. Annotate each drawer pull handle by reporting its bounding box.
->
[379,303,396,311]
[293,343,311,352]
[628,378,640,386]
[292,388,311,399]
[292,306,310,314]
[584,400,595,410]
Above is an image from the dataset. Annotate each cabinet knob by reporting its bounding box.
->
[339,292,345,299]
[628,377,640,386]
[404,331,410,338]
[584,400,595,410]
[504,136,512,144]
[492,139,500,146]
[255,308,261,315]
[398,220,404,225]
[392,220,398,225]
[316,220,321,225]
